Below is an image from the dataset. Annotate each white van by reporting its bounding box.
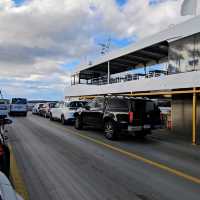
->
[10,98,28,116]
[0,99,9,119]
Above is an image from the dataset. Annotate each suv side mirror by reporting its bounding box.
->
[85,105,90,110]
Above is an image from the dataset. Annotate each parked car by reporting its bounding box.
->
[32,103,44,115]
[74,96,162,140]
[9,98,28,116]
[39,102,57,118]
[50,100,87,125]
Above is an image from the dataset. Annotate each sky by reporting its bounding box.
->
[0,0,192,100]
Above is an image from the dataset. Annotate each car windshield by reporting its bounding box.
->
[49,102,57,108]
[38,104,44,108]
[12,98,27,104]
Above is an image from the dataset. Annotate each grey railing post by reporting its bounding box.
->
[108,61,110,84]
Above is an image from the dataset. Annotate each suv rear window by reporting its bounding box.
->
[107,98,129,112]
[146,101,155,112]
[133,100,156,113]
[12,98,27,104]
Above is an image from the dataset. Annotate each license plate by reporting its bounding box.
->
[0,105,7,110]
[144,125,151,129]
[128,126,142,131]
[67,113,74,118]
[14,106,25,110]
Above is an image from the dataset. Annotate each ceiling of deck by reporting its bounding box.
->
[80,41,169,77]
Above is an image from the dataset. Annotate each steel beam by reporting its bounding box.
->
[127,90,199,96]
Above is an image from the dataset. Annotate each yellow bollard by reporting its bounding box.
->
[192,88,197,145]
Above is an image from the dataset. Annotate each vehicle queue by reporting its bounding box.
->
[0,94,163,198]
[0,95,172,200]
[0,94,164,186]
[32,96,163,140]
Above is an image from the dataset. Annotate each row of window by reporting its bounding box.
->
[168,33,200,73]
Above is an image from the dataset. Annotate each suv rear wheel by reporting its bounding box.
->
[61,115,66,125]
[75,116,82,130]
[49,113,54,121]
[104,120,118,140]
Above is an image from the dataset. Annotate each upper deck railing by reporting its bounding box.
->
[85,69,168,86]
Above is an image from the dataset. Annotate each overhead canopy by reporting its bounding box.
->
[79,41,168,79]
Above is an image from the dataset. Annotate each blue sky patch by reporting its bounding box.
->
[115,0,127,7]
[149,0,168,6]
[13,0,26,6]
[61,60,80,71]
[112,36,138,48]
[94,34,137,49]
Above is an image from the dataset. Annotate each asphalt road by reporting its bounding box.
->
[8,113,200,200]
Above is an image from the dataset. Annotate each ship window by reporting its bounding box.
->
[168,35,195,74]
[194,33,200,70]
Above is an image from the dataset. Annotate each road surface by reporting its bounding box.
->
[8,113,200,200]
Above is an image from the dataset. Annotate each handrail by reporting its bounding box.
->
[87,70,168,85]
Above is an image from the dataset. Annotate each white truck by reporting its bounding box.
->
[49,100,87,125]
[10,98,28,116]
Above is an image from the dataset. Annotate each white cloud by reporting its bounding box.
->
[0,0,13,10]
[0,0,189,99]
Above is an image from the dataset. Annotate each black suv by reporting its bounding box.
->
[74,96,162,140]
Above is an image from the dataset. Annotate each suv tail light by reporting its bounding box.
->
[128,112,134,124]
[160,113,163,121]
[0,144,4,157]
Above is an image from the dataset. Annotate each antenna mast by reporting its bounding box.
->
[99,37,111,55]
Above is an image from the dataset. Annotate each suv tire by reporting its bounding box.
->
[104,120,118,140]
[75,116,82,130]
[61,115,66,125]
[49,113,54,121]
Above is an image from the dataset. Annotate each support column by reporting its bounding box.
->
[78,73,80,84]
[144,63,147,76]
[107,61,110,84]
[192,87,197,145]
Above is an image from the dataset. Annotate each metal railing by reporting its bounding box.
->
[88,70,168,86]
